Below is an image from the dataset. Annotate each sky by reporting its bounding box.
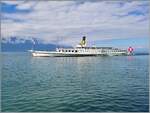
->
[1,0,150,49]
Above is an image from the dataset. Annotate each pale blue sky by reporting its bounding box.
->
[1,1,150,49]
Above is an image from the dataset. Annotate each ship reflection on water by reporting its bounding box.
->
[127,56,134,61]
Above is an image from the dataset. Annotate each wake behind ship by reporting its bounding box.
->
[31,36,133,57]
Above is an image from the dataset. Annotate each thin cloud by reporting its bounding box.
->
[1,1,149,46]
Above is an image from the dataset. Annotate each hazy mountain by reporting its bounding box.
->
[1,37,70,52]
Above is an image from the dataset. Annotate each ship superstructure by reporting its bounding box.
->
[31,36,133,57]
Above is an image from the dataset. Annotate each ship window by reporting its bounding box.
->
[59,50,61,52]
[68,50,71,52]
[75,50,78,52]
[65,50,68,52]
[62,50,64,52]
[72,50,74,52]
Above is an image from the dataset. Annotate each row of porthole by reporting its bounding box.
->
[108,50,125,52]
[59,50,78,52]
[102,50,126,52]
[58,49,125,53]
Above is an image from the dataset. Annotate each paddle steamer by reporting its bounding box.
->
[31,36,133,57]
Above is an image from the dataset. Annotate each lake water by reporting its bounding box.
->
[1,52,149,112]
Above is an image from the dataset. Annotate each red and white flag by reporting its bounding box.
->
[128,47,134,52]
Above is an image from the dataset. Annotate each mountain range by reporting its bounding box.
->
[1,37,70,52]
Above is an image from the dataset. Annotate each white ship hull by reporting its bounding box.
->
[32,51,128,57]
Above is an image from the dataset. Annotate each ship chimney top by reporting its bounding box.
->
[82,36,86,41]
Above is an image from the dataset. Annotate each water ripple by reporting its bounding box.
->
[2,53,149,112]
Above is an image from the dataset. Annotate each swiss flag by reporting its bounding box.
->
[128,47,134,52]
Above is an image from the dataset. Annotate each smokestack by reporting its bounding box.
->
[82,36,86,41]
[79,36,86,47]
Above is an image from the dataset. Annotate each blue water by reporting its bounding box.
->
[2,52,149,112]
